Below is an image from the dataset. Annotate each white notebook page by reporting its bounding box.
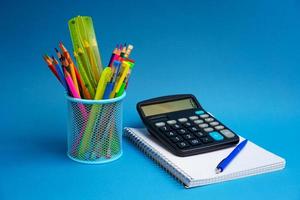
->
[125,128,285,185]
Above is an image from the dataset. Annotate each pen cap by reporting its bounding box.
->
[66,92,126,164]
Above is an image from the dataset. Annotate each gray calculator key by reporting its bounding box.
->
[189,116,199,120]
[215,125,225,130]
[204,127,214,132]
[165,131,177,137]
[204,118,214,122]
[189,139,201,145]
[194,119,204,124]
[209,121,219,126]
[178,118,188,123]
[220,129,235,138]
[199,123,209,128]
[155,122,166,127]
[167,120,177,125]
[200,114,209,118]
[177,141,190,148]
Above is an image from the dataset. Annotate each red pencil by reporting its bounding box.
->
[43,55,60,82]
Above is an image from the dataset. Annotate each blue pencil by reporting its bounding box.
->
[52,56,68,90]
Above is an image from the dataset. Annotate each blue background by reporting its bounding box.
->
[1,0,299,199]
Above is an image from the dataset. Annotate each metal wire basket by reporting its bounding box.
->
[66,92,126,164]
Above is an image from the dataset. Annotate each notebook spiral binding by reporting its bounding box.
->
[124,127,193,187]
[124,128,285,188]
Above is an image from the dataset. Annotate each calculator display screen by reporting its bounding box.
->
[141,98,197,117]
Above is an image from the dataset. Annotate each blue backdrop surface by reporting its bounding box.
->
[0,0,299,199]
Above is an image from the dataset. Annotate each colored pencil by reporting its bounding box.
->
[43,55,60,82]
[52,56,68,90]
[57,44,80,95]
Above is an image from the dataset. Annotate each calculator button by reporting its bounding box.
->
[199,123,209,128]
[189,116,199,120]
[165,131,177,137]
[189,126,200,132]
[209,121,219,126]
[178,118,188,123]
[171,124,182,130]
[194,131,206,138]
[204,127,214,132]
[171,136,183,142]
[177,129,188,135]
[209,131,224,141]
[189,139,201,146]
[194,119,204,124]
[155,122,166,127]
[215,125,225,130]
[177,141,190,149]
[183,122,193,127]
[204,118,214,122]
[200,114,209,118]
[183,133,195,140]
[159,126,170,132]
[220,129,235,138]
[195,110,205,115]
[201,137,213,144]
[167,120,177,125]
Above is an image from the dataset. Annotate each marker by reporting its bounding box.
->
[215,139,248,174]
[110,61,129,98]
[94,67,113,100]
[115,60,134,97]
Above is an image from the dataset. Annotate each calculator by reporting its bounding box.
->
[137,94,240,157]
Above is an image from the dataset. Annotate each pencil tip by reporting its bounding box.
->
[59,42,67,52]
[215,168,222,174]
[54,48,59,53]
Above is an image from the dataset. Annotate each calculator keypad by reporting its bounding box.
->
[151,110,238,155]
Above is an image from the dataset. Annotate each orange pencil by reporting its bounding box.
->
[57,44,80,95]
[59,43,91,99]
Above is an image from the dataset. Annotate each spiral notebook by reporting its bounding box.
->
[124,127,285,188]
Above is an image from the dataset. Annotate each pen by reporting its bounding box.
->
[215,139,248,174]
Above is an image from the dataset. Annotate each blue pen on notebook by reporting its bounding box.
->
[215,139,248,174]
